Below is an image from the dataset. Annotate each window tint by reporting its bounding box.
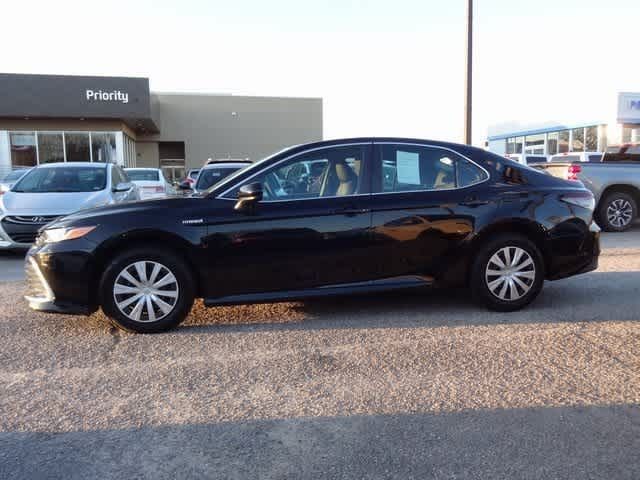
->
[126,170,160,181]
[376,145,486,193]
[526,156,547,164]
[226,145,366,201]
[196,167,242,190]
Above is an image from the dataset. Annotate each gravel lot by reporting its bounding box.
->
[1,234,639,479]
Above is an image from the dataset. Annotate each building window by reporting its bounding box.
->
[9,132,37,167]
[558,130,570,153]
[547,132,559,155]
[37,133,65,163]
[525,134,545,154]
[91,133,117,163]
[65,132,91,162]
[571,128,585,152]
[585,126,598,151]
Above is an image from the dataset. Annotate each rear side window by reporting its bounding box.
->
[376,145,487,193]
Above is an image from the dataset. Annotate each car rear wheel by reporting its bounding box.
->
[99,248,195,333]
[597,192,636,232]
[470,234,544,312]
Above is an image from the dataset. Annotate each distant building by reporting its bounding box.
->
[0,73,323,181]
[486,92,640,156]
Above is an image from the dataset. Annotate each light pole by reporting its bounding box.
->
[464,0,473,145]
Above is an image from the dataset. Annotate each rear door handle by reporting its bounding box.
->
[332,207,371,216]
[460,199,489,207]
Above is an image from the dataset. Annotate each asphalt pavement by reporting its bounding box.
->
[0,231,639,479]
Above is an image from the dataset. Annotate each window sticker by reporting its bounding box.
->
[396,150,421,185]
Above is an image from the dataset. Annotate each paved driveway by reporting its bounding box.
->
[0,231,639,479]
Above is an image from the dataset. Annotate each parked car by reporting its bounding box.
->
[193,161,252,193]
[549,152,603,163]
[125,168,173,199]
[25,138,599,333]
[505,154,549,165]
[0,168,31,194]
[0,162,138,249]
[533,145,640,231]
[184,169,200,185]
[205,158,251,166]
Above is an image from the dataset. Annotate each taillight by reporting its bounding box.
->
[561,190,595,211]
[567,164,581,181]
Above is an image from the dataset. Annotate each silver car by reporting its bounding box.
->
[0,168,31,193]
[0,162,139,249]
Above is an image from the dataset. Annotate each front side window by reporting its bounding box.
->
[376,145,487,193]
[12,167,107,193]
[225,145,366,201]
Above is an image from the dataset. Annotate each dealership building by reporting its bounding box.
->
[487,92,640,157]
[0,73,323,181]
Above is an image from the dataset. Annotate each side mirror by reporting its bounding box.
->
[177,180,193,191]
[234,182,263,213]
[113,182,133,193]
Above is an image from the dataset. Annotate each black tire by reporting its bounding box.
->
[596,191,637,232]
[99,247,195,333]
[470,234,545,312]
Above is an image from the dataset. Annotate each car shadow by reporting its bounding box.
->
[176,270,640,334]
[1,404,637,479]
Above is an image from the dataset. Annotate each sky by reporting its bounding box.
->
[1,0,639,146]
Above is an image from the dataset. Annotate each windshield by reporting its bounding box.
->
[127,170,160,181]
[196,166,243,190]
[3,170,29,182]
[12,166,107,193]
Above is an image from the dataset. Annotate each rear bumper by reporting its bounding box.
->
[546,221,600,280]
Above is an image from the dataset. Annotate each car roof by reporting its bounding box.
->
[125,167,160,171]
[34,162,108,168]
[201,162,250,170]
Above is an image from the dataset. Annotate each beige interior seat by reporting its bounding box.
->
[334,161,357,196]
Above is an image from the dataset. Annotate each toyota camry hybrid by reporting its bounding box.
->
[25,138,600,333]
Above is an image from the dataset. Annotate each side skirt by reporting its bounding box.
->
[203,276,433,307]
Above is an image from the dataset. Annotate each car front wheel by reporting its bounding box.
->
[99,248,195,333]
[470,234,544,312]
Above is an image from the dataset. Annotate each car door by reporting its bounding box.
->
[368,142,490,283]
[201,143,375,298]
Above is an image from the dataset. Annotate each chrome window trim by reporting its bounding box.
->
[217,142,372,200]
[373,141,491,193]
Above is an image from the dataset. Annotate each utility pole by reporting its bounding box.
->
[464,0,473,145]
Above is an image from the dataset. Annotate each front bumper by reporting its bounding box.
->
[24,239,99,315]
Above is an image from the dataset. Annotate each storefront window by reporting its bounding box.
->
[38,133,64,163]
[525,134,545,154]
[571,128,585,152]
[558,130,570,153]
[10,132,37,167]
[547,132,559,155]
[91,133,117,163]
[65,132,91,162]
[585,126,598,151]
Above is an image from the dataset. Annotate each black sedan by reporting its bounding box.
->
[25,138,600,333]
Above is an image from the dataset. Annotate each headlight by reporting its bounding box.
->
[41,226,96,244]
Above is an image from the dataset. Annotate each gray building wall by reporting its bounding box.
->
[137,93,323,169]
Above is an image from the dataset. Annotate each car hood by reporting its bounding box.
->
[0,190,110,216]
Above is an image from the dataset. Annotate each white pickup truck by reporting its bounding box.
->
[533,145,640,232]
